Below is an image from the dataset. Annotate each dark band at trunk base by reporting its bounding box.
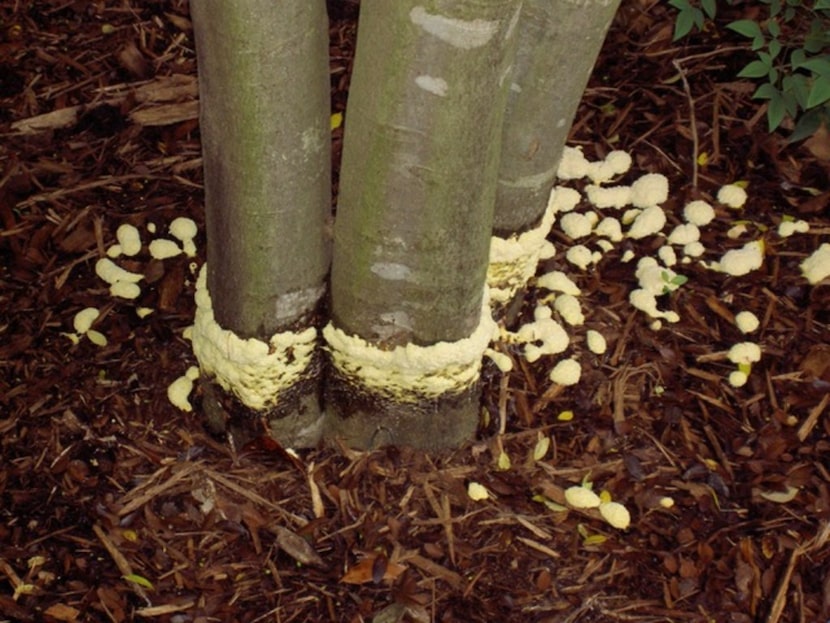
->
[200,363,324,449]
[323,370,480,450]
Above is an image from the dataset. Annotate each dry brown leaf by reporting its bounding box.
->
[164,12,193,32]
[240,503,268,554]
[371,602,430,623]
[797,190,830,215]
[157,261,185,311]
[704,295,735,324]
[273,526,326,569]
[734,557,755,604]
[340,553,406,585]
[43,603,81,622]
[799,344,830,381]
[307,462,325,519]
[118,41,150,79]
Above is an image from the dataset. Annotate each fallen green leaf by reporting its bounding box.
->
[533,436,550,461]
[123,574,154,590]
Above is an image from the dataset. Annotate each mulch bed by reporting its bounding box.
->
[1,1,829,622]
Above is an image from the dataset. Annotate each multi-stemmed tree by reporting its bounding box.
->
[189,0,620,449]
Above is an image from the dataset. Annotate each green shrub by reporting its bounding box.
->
[669,0,830,141]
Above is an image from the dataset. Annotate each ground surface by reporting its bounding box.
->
[1,1,829,622]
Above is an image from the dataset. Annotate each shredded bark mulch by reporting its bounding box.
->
[1,1,829,622]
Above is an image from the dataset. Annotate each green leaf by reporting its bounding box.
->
[805,36,827,55]
[791,49,807,69]
[673,8,698,41]
[701,0,717,19]
[123,574,154,590]
[739,60,773,78]
[787,107,825,143]
[694,9,706,30]
[728,19,764,40]
[805,20,830,52]
[767,19,781,39]
[799,57,830,78]
[532,494,567,513]
[768,38,781,60]
[807,79,830,108]
[783,73,811,108]
[767,92,787,130]
[782,91,799,117]
[753,35,766,51]
[769,0,782,17]
[753,82,780,100]
[816,0,830,9]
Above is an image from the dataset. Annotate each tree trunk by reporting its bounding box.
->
[190,0,330,447]
[488,0,621,307]
[325,0,521,449]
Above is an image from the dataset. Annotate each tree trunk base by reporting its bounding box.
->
[200,372,324,449]
[323,372,480,450]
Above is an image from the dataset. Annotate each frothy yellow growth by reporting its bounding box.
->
[191,265,318,410]
[324,290,497,401]
[488,191,557,304]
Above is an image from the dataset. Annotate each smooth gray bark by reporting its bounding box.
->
[187,0,620,450]
[331,0,521,346]
[192,0,330,339]
[190,1,330,447]
[326,0,521,449]
[493,0,621,235]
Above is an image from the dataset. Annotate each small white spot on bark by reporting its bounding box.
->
[505,5,521,40]
[375,311,414,341]
[379,311,413,330]
[301,127,324,154]
[510,82,522,93]
[274,285,326,324]
[415,75,448,97]
[561,0,614,6]
[499,63,512,88]
[556,118,567,128]
[370,262,412,280]
[501,165,557,189]
[410,6,498,49]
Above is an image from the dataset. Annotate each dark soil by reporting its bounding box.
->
[1,1,829,622]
